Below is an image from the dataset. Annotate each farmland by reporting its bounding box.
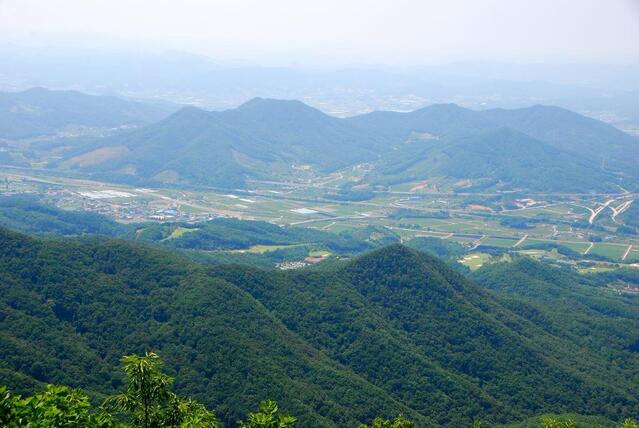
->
[1,165,638,272]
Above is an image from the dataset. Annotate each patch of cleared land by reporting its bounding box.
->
[459,252,491,270]
[164,227,199,240]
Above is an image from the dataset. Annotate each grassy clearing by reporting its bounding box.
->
[578,265,619,274]
[557,241,591,253]
[309,250,331,257]
[246,244,300,253]
[459,252,491,270]
[626,250,639,263]
[590,243,628,260]
[164,227,199,240]
[482,237,519,248]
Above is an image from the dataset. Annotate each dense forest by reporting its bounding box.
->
[1,225,639,426]
[3,356,638,427]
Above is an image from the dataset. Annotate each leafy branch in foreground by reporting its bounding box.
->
[0,384,115,427]
[358,414,415,428]
[237,399,297,428]
[103,352,219,428]
[2,352,639,428]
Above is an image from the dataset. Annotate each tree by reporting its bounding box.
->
[359,414,415,428]
[104,352,218,428]
[0,384,115,428]
[540,417,577,428]
[238,400,297,428]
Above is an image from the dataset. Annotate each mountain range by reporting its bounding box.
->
[0,87,176,140]
[61,97,639,192]
[2,226,639,426]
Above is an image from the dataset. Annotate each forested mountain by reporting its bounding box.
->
[367,127,618,192]
[480,105,639,174]
[0,88,176,140]
[1,227,638,426]
[0,228,424,427]
[64,98,385,188]
[63,98,639,191]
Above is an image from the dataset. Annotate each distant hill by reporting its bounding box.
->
[367,127,620,192]
[63,98,639,192]
[480,105,639,174]
[0,87,176,140]
[65,98,385,188]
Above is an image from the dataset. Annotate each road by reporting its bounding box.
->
[622,245,633,261]
[589,199,615,224]
[513,234,528,248]
[610,199,634,224]
[470,235,486,251]
[584,242,594,255]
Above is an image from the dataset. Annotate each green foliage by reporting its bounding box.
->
[238,400,296,428]
[104,352,218,428]
[1,352,218,428]
[137,217,372,253]
[620,419,639,428]
[2,226,639,426]
[389,208,450,220]
[0,227,423,426]
[358,415,414,428]
[540,416,577,428]
[0,384,115,427]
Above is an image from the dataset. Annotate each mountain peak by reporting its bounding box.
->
[165,105,213,122]
[235,97,328,118]
[344,244,438,278]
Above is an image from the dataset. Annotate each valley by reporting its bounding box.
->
[2,161,638,271]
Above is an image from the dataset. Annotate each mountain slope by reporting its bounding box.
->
[0,228,429,427]
[480,105,639,174]
[67,98,385,188]
[1,229,639,425]
[214,245,639,425]
[63,98,639,191]
[0,87,176,140]
[367,127,620,191]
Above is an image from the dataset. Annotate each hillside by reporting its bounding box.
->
[66,98,385,188]
[0,227,427,427]
[2,226,637,426]
[63,98,639,192]
[215,245,639,425]
[367,127,620,192]
[480,105,639,174]
[0,87,176,140]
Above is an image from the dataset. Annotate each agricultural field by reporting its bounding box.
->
[2,167,638,271]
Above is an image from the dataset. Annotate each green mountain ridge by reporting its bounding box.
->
[63,98,639,191]
[1,227,638,426]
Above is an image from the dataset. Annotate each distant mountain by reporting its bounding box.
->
[2,228,639,426]
[64,98,385,188]
[63,98,639,192]
[367,127,620,192]
[480,105,639,174]
[350,104,637,191]
[0,87,176,140]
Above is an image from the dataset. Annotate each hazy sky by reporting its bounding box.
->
[1,0,639,66]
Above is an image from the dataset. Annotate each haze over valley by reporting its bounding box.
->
[1,1,639,427]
